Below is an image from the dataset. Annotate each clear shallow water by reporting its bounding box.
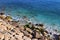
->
[0,0,60,31]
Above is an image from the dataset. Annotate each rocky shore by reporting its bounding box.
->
[0,13,60,40]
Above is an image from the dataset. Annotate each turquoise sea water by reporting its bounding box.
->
[0,0,60,31]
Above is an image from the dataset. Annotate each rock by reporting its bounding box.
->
[0,15,6,19]
[19,26,24,31]
[4,33,11,40]
[0,13,4,15]
[6,24,13,30]
[26,28,33,33]
[28,34,32,38]
[43,31,48,36]
[0,21,3,25]
[5,16,13,22]
[23,31,29,35]
[10,21,19,27]
[9,37,16,40]
[18,32,24,38]
[32,38,38,40]
[0,24,7,31]
[35,31,41,39]
[23,36,31,40]
[13,32,24,40]
[0,33,4,40]
[0,14,59,40]
[22,31,32,38]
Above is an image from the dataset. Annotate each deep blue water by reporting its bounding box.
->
[0,0,60,30]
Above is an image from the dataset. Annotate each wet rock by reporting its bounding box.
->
[10,21,19,27]
[5,16,13,22]
[0,13,6,19]
[39,24,44,27]
[59,34,60,40]
[0,13,4,15]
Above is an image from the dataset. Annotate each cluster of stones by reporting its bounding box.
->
[0,13,60,40]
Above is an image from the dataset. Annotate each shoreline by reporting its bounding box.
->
[2,12,60,33]
[0,12,60,40]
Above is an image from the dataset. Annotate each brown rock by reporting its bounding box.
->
[35,31,41,39]
[26,28,33,33]
[19,26,24,31]
[10,21,19,27]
